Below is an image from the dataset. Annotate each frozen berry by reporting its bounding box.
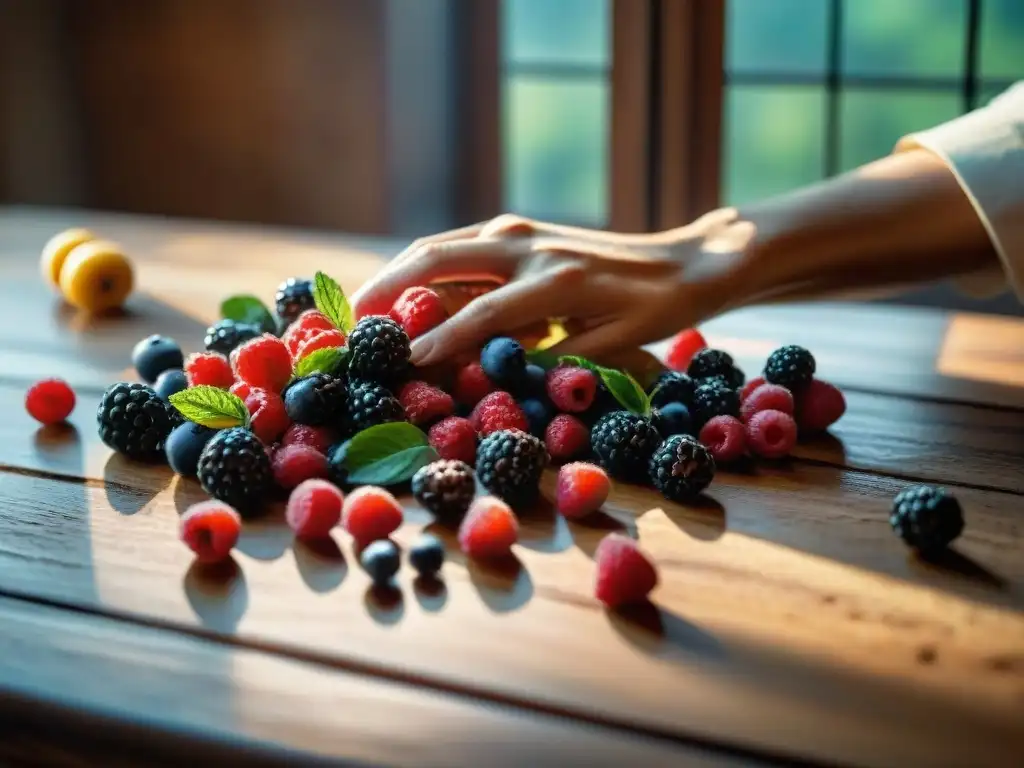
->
[740,376,767,402]
[458,496,518,559]
[470,391,528,436]
[698,415,746,464]
[229,380,252,401]
[342,486,404,544]
[245,389,291,443]
[795,379,846,433]
[398,380,454,426]
[740,383,794,423]
[546,366,598,413]
[165,421,218,477]
[180,500,241,563]
[132,335,184,384]
[286,478,343,538]
[233,334,292,393]
[389,286,449,340]
[275,277,316,326]
[295,328,347,361]
[272,443,328,489]
[480,337,526,389]
[555,462,610,519]
[360,539,401,584]
[347,315,411,384]
[411,459,475,520]
[281,423,336,454]
[648,435,716,502]
[652,402,693,437]
[594,533,658,608]
[25,378,76,425]
[521,397,554,437]
[185,352,234,389]
[454,362,495,407]
[665,328,707,372]
[544,414,590,462]
[427,416,477,464]
[764,345,815,392]
[890,485,964,555]
[745,409,798,459]
[408,533,445,576]
[154,369,188,401]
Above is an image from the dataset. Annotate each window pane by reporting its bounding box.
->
[503,0,609,67]
[980,0,1024,80]
[722,86,826,206]
[978,81,1014,107]
[842,0,966,77]
[839,89,961,171]
[726,0,829,75]
[503,76,607,224]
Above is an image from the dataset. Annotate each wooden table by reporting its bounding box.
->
[1,206,1022,767]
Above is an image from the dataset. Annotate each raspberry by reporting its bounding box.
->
[890,485,964,555]
[283,310,335,358]
[745,409,798,459]
[594,533,658,608]
[470,391,528,435]
[281,423,337,454]
[286,478,343,538]
[740,376,767,402]
[272,443,329,489]
[342,486,404,544]
[454,362,495,407]
[184,352,234,389]
[545,366,598,413]
[233,334,293,393]
[25,378,75,425]
[244,389,291,443]
[764,345,815,392]
[665,328,707,372]
[740,383,794,423]
[458,496,518,559]
[698,415,746,464]
[427,416,477,464]
[398,380,454,426]
[795,379,846,433]
[555,462,610,519]
[389,286,449,340]
[180,500,241,563]
[295,328,347,361]
[544,414,590,462]
[229,380,252,401]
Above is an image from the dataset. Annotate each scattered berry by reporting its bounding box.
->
[25,378,75,425]
[180,500,241,564]
[590,411,662,483]
[764,345,815,391]
[458,496,518,558]
[184,352,234,389]
[698,415,746,464]
[546,366,598,413]
[244,389,291,443]
[687,348,744,389]
[408,533,445,577]
[454,362,495,407]
[154,369,188,401]
[275,277,316,326]
[555,462,610,519]
[286,478,343,538]
[648,435,716,501]
[165,421,218,477]
[544,414,590,462]
[272,443,329,489]
[890,485,964,555]
[480,337,527,389]
[740,376,767,402]
[470,391,528,436]
[284,373,348,427]
[691,379,740,428]
[740,383,794,423]
[652,402,693,437]
[795,379,846,433]
[398,380,454,426]
[196,427,273,517]
[411,459,476,520]
[347,315,411,384]
[233,334,293,393]
[594,533,658,608]
[475,429,549,507]
[360,539,401,584]
[745,409,798,459]
[281,423,337,454]
[342,486,404,544]
[205,319,261,356]
[649,371,696,409]
[427,416,478,464]
[389,286,449,340]
[295,328,347,361]
[520,397,555,437]
[665,328,707,372]
[229,380,252,401]
[97,382,181,461]
[132,335,184,384]
[347,380,406,432]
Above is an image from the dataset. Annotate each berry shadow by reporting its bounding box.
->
[515,494,574,554]
[660,494,727,542]
[31,422,80,461]
[466,555,534,614]
[413,575,448,612]
[235,507,293,561]
[911,547,1008,591]
[568,512,633,560]
[102,453,171,516]
[292,536,347,593]
[363,584,405,625]
[605,600,728,664]
[183,556,249,632]
[172,474,209,515]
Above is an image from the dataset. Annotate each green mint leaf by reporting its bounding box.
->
[169,386,250,429]
[347,445,439,485]
[220,295,276,333]
[293,346,348,378]
[343,421,430,468]
[599,368,651,416]
[525,349,559,371]
[557,355,603,374]
[313,271,353,332]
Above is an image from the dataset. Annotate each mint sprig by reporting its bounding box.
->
[220,295,276,333]
[313,271,354,333]
[341,422,438,485]
[294,346,348,378]
[169,386,250,429]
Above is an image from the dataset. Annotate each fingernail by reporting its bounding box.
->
[409,336,435,366]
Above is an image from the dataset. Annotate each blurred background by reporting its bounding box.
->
[1,0,1022,311]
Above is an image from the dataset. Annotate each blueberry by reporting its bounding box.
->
[283,376,320,424]
[653,402,694,437]
[360,539,400,584]
[132,335,184,384]
[480,337,526,389]
[519,363,548,398]
[520,397,554,437]
[153,369,188,401]
[408,533,445,577]
[165,421,218,477]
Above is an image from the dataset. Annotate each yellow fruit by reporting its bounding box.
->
[58,240,134,313]
[41,228,97,287]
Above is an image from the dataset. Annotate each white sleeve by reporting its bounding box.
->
[894,82,1024,300]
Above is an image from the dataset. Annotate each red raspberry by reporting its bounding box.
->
[796,379,847,433]
[454,362,495,407]
[740,383,794,423]
[286,478,343,539]
[25,378,76,425]
[666,328,707,372]
[272,443,328,489]
[185,352,234,388]
[746,409,798,459]
[555,462,610,519]
[698,415,746,464]
[180,500,241,563]
[281,423,337,454]
[389,286,449,340]
[545,366,598,413]
[458,496,518,559]
[233,334,292,393]
[229,380,252,401]
[398,380,454,426]
[295,328,347,361]
[427,416,477,464]
[740,375,767,402]
[244,388,291,443]
[293,309,334,334]
[342,486,404,544]
[283,325,320,359]
[544,414,590,462]
[470,391,528,436]
[594,533,659,608]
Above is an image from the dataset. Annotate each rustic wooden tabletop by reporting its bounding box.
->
[0,206,1022,767]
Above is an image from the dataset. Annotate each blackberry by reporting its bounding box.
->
[650,371,696,408]
[411,459,476,520]
[196,427,272,517]
[274,277,315,326]
[890,485,964,555]
[764,345,815,391]
[691,380,740,428]
[347,315,411,384]
[204,319,261,356]
[648,435,716,502]
[97,382,181,461]
[284,373,348,428]
[475,429,549,508]
[687,349,744,389]
[347,379,405,433]
[590,411,662,483]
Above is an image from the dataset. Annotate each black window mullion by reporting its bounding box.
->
[964,0,981,111]
[824,0,842,178]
